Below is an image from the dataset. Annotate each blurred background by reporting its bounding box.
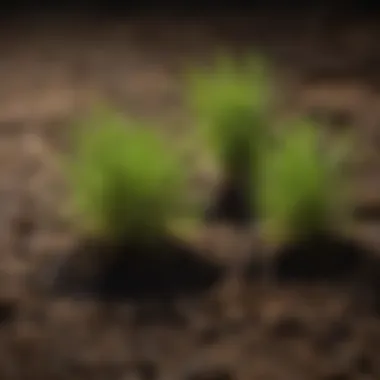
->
[0,3,378,125]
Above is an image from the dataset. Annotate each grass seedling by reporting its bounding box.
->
[256,118,352,281]
[185,54,273,181]
[67,107,194,244]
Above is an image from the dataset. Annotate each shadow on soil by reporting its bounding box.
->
[245,232,380,315]
[51,236,225,303]
[273,233,366,282]
[245,232,373,282]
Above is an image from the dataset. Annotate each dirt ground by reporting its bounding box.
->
[1,11,380,380]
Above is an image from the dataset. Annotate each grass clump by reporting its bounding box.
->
[186,54,273,179]
[67,107,191,243]
[256,118,352,246]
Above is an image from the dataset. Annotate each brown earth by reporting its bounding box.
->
[1,11,380,380]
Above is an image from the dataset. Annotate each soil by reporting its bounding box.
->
[2,10,380,380]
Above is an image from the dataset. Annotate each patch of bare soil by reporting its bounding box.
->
[1,12,380,380]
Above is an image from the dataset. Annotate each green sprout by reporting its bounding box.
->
[185,54,273,179]
[67,107,191,242]
[256,118,352,246]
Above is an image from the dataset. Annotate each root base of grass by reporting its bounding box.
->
[51,235,224,303]
[205,177,252,226]
[353,201,380,222]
